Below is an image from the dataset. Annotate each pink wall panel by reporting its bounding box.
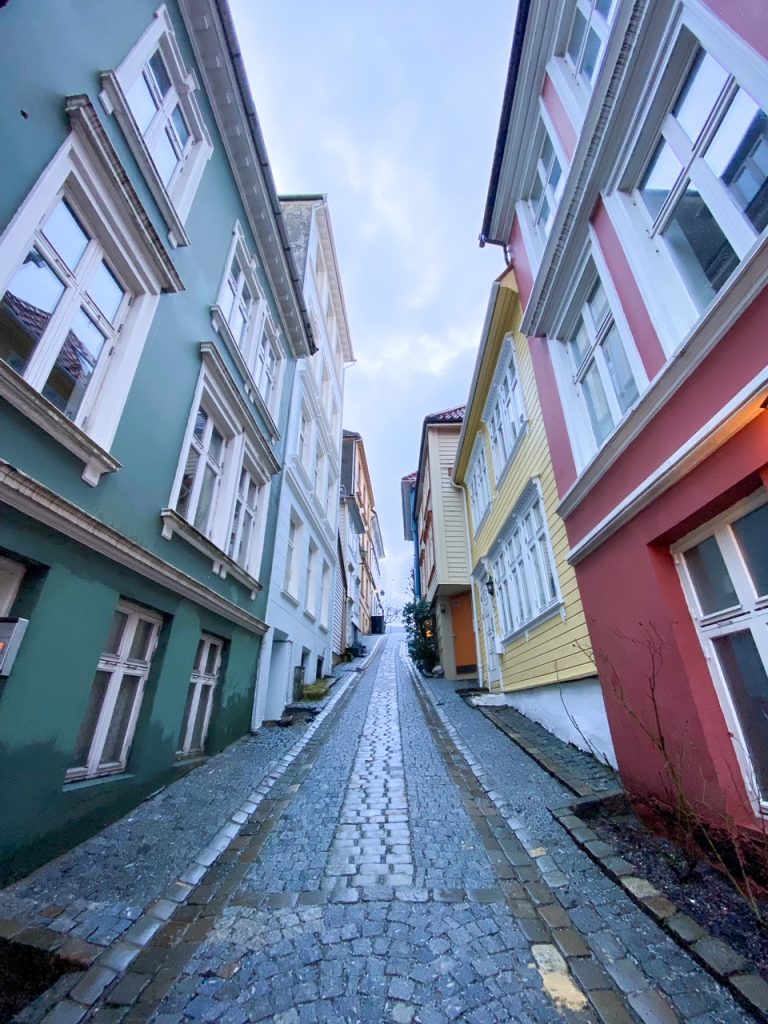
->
[527,335,577,496]
[592,199,666,380]
[703,0,768,60]
[508,217,533,311]
[541,74,577,161]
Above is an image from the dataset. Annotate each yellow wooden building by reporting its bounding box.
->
[454,269,615,761]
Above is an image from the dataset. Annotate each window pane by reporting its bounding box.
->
[87,261,124,323]
[151,129,179,186]
[685,535,738,614]
[104,610,129,656]
[712,630,768,798]
[193,407,208,442]
[100,673,140,766]
[171,105,190,148]
[587,281,610,330]
[228,498,242,558]
[0,250,64,374]
[176,444,199,519]
[204,642,219,676]
[566,7,587,66]
[731,504,768,597]
[673,50,729,145]
[194,638,206,672]
[194,463,217,532]
[42,201,89,271]
[178,682,197,751]
[229,304,245,344]
[128,618,154,662]
[594,0,614,17]
[661,187,739,308]
[602,325,639,413]
[42,308,106,419]
[638,140,684,219]
[72,670,110,768]
[238,510,254,565]
[126,73,157,135]
[582,362,613,443]
[569,320,591,367]
[209,427,224,463]
[706,91,768,234]
[581,27,601,82]
[148,50,172,98]
[190,683,213,751]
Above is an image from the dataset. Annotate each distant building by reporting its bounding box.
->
[482,0,768,836]
[252,196,353,724]
[400,471,420,600]
[0,0,313,878]
[454,270,613,761]
[409,407,477,681]
[341,430,384,641]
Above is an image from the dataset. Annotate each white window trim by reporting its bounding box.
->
[0,99,182,485]
[467,435,492,536]
[482,335,529,487]
[487,480,563,645]
[562,0,617,91]
[99,4,213,247]
[66,601,162,782]
[283,512,303,601]
[0,555,26,617]
[177,633,223,758]
[673,489,768,816]
[549,249,648,472]
[161,344,276,596]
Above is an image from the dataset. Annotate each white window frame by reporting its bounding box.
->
[305,539,319,618]
[563,0,617,89]
[489,483,562,643]
[253,314,284,416]
[608,11,768,356]
[0,555,26,617]
[284,513,303,599]
[674,490,768,814]
[467,435,492,535]
[99,5,213,246]
[177,633,223,758]
[320,560,331,628]
[550,253,647,470]
[226,450,268,576]
[67,601,162,781]
[525,116,567,242]
[162,347,275,593]
[0,114,180,485]
[211,222,265,373]
[482,336,528,485]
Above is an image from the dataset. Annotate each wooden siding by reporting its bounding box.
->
[467,294,595,692]
[427,425,471,588]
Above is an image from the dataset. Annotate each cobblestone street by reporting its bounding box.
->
[2,636,752,1024]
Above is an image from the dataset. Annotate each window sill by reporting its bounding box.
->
[64,770,134,790]
[501,601,564,646]
[0,361,121,485]
[304,609,317,623]
[319,622,329,634]
[281,588,300,607]
[160,509,261,599]
[210,306,280,440]
[99,71,190,247]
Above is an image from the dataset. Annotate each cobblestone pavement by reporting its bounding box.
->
[469,702,620,797]
[8,636,751,1024]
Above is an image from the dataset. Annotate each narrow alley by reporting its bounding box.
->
[0,637,750,1024]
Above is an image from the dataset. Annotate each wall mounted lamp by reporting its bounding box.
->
[484,576,495,598]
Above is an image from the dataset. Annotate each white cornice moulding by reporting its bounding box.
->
[159,508,261,598]
[210,307,280,441]
[567,367,768,566]
[0,462,267,634]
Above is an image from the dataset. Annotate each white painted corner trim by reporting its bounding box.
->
[567,367,768,565]
[0,461,268,634]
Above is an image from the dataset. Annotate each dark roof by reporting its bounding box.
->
[425,405,465,424]
[401,471,417,484]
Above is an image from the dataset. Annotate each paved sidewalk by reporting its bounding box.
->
[3,636,750,1024]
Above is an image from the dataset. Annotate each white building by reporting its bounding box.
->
[252,195,353,725]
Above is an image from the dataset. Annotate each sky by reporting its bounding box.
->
[230,1,515,609]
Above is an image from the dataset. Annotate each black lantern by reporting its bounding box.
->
[484,576,495,597]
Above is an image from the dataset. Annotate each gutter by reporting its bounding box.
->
[479,0,532,250]
[214,0,317,354]
[455,280,501,478]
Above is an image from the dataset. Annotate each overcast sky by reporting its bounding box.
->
[230,1,514,609]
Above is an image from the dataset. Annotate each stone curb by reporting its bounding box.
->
[402,652,644,1024]
[551,801,768,1023]
[7,657,376,1024]
[467,699,619,802]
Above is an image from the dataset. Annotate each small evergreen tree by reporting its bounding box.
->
[402,572,438,672]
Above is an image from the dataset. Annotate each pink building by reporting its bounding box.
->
[481,0,768,841]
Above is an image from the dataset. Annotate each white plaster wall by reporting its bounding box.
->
[474,678,617,769]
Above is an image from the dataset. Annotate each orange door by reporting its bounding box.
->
[451,591,476,671]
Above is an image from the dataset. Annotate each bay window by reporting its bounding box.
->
[467,440,491,533]
[483,338,526,482]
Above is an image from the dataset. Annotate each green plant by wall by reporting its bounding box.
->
[402,596,438,673]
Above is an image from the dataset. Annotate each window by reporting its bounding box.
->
[634,47,768,311]
[176,406,227,536]
[527,123,564,238]
[467,440,491,533]
[565,0,616,86]
[254,317,281,413]
[484,339,527,481]
[298,408,312,471]
[306,540,319,615]
[492,489,560,639]
[320,562,331,626]
[676,493,768,808]
[284,514,302,597]
[0,110,180,484]
[561,275,640,448]
[100,8,212,243]
[213,227,264,355]
[68,602,161,781]
[178,634,223,757]
[315,446,326,501]
[163,347,276,585]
